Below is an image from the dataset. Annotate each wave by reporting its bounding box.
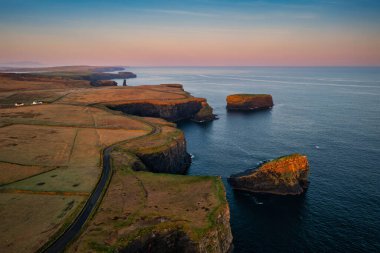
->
[252,196,263,205]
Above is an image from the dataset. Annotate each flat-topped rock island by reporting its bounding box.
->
[226,94,274,111]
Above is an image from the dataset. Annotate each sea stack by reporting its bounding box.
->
[228,154,309,195]
[192,99,217,122]
[226,94,273,111]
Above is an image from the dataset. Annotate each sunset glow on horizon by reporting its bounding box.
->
[1,0,380,67]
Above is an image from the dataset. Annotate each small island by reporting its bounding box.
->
[226,94,274,111]
[228,154,309,195]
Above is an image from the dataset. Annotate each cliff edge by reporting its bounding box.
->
[56,84,217,123]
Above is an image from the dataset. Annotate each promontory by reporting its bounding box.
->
[0,66,231,253]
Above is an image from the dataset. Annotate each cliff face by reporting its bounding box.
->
[192,99,217,122]
[90,80,117,87]
[119,230,198,253]
[136,132,191,174]
[228,154,309,195]
[112,178,233,253]
[115,125,192,174]
[197,200,233,253]
[226,94,273,111]
[120,201,232,253]
[109,100,202,122]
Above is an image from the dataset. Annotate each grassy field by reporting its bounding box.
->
[0,104,150,252]
[56,85,191,106]
[0,73,90,92]
[0,69,229,253]
[0,193,86,253]
[0,65,121,73]
[67,156,227,252]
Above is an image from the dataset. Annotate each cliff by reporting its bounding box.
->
[226,94,273,111]
[116,124,192,174]
[192,99,217,122]
[90,80,117,87]
[57,84,217,123]
[67,154,233,253]
[228,154,309,195]
[109,99,203,122]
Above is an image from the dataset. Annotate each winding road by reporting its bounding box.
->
[43,147,112,253]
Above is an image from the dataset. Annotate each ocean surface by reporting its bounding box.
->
[115,67,380,252]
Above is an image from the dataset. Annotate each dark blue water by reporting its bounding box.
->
[119,67,380,252]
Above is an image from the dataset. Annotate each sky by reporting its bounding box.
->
[0,0,380,66]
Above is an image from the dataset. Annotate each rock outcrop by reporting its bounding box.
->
[90,80,117,87]
[192,99,217,122]
[115,124,191,174]
[228,154,309,195]
[135,130,192,174]
[109,100,203,122]
[226,94,273,111]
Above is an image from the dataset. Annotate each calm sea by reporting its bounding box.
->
[115,67,380,252]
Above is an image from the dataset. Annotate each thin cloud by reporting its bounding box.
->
[232,12,318,21]
[140,7,317,22]
[143,9,219,18]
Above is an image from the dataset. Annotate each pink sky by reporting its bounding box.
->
[1,1,380,66]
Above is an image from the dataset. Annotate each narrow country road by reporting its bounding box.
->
[43,147,112,253]
[43,116,160,253]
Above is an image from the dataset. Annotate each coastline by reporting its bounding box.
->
[0,67,232,253]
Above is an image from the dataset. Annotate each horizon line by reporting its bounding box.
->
[1,64,380,68]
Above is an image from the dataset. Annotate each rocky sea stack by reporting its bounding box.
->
[192,99,217,122]
[226,94,273,111]
[228,154,309,195]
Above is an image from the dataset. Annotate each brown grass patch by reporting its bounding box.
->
[67,165,223,252]
[57,86,189,105]
[0,162,53,185]
[0,74,89,92]
[0,193,85,253]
